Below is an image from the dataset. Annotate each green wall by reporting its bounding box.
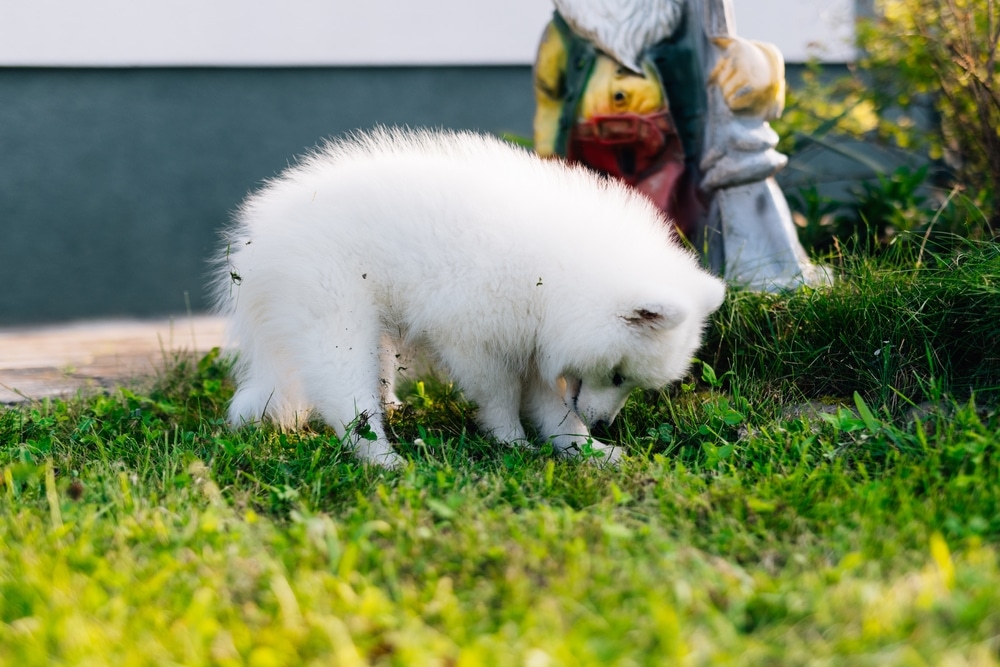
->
[0,67,535,324]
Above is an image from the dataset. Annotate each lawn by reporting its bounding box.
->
[2,244,1000,666]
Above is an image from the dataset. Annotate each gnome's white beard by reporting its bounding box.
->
[554,0,685,72]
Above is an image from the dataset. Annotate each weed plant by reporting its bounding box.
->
[2,245,1000,664]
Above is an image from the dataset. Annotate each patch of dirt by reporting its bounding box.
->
[0,316,224,404]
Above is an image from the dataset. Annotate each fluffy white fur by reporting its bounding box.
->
[212,128,724,467]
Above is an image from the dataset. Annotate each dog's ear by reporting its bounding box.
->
[700,274,727,313]
[621,276,725,333]
[621,302,684,331]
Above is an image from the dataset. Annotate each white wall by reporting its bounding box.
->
[0,0,855,67]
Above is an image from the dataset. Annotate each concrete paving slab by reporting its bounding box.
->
[0,316,225,404]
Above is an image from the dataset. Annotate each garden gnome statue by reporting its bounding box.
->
[533,0,830,290]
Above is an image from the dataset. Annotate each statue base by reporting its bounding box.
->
[705,177,833,291]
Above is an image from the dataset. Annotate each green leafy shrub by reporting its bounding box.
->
[859,0,1000,226]
[774,0,999,251]
[772,61,881,156]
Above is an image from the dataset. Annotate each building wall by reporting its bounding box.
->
[0,1,857,324]
[0,66,535,324]
[1,0,856,66]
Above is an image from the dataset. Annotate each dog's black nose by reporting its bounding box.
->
[592,419,609,431]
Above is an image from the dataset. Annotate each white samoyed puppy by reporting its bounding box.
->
[212,128,725,467]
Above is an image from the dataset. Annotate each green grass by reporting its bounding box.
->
[704,240,1000,408]
[2,244,1000,665]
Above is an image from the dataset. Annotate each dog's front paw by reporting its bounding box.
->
[582,439,623,467]
[551,435,623,467]
[593,441,623,467]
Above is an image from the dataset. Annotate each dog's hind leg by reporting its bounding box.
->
[294,316,404,468]
[227,340,309,429]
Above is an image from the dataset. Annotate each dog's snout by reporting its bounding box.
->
[592,418,609,431]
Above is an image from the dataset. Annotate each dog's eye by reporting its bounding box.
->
[612,373,625,387]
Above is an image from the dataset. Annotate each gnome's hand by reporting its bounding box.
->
[708,36,785,119]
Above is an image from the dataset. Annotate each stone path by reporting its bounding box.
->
[0,316,225,404]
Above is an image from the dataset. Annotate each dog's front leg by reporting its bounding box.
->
[523,376,622,466]
[474,380,528,445]
[446,360,527,445]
